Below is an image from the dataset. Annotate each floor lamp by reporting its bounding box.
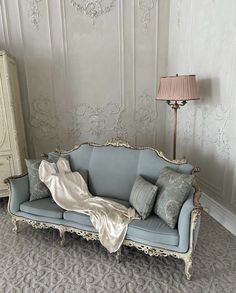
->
[156,74,199,160]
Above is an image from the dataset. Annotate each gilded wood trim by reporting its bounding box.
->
[4,172,28,184]
[8,206,202,280]
[56,137,187,164]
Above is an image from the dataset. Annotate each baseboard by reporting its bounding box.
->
[200,193,236,236]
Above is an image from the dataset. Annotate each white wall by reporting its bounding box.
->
[167,0,236,214]
[0,0,169,157]
[1,0,236,216]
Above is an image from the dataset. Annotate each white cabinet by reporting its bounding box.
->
[0,50,28,197]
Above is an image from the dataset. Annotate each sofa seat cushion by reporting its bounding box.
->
[20,198,64,219]
[127,214,179,246]
[64,210,92,226]
[63,196,178,247]
[63,198,130,225]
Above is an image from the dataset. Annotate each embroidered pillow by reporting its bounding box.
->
[26,156,88,202]
[154,167,194,229]
[26,159,51,201]
[129,176,158,220]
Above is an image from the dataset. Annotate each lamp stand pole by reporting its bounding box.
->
[167,100,187,160]
[173,104,178,160]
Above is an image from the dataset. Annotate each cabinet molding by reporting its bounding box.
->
[0,50,28,197]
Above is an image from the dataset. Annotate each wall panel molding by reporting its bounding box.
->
[138,0,157,30]
[0,0,169,156]
[27,0,43,30]
[201,192,236,236]
[70,0,117,21]
[168,0,236,214]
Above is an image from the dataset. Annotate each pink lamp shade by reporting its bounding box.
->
[156,74,199,101]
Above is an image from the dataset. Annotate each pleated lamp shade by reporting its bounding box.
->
[156,75,199,101]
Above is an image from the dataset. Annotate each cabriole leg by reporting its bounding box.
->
[184,256,193,280]
[59,229,66,247]
[12,217,19,233]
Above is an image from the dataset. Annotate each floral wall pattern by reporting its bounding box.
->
[167,0,236,214]
[1,0,236,215]
[0,0,168,157]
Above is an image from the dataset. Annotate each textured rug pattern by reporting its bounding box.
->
[0,200,236,293]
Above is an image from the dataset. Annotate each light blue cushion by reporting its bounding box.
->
[127,215,179,246]
[20,198,64,219]
[154,167,194,229]
[129,176,158,219]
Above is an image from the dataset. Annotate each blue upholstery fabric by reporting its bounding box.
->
[154,168,194,229]
[8,175,30,214]
[88,147,140,200]
[20,198,64,219]
[15,211,98,232]
[64,198,130,224]
[47,151,88,184]
[129,176,158,219]
[127,215,179,246]
[9,143,198,253]
[64,210,91,226]
[177,189,195,252]
[67,144,193,201]
[64,212,179,247]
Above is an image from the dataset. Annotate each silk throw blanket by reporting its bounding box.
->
[39,158,139,253]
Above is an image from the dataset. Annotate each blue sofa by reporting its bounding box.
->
[6,138,202,280]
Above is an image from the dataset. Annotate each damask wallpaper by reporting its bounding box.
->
[1,0,235,216]
[167,0,236,214]
[0,0,169,157]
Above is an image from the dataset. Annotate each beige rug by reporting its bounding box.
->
[0,199,235,293]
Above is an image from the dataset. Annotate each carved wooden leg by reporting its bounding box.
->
[116,248,122,263]
[59,229,66,247]
[184,256,193,280]
[12,217,19,233]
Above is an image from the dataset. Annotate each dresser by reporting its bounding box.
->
[0,50,28,197]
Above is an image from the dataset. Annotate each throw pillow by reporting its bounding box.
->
[129,176,158,220]
[154,167,194,229]
[26,159,51,201]
[26,157,89,202]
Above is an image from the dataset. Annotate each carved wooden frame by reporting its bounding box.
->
[6,137,202,280]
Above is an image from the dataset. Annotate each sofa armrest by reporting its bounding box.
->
[178,182,202,252]
[6,174,30,214]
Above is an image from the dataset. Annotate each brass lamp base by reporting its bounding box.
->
[167,100,187,160]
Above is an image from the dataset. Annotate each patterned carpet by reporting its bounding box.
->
[0,199,236,293]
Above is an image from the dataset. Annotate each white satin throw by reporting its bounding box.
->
[39,158,139,253]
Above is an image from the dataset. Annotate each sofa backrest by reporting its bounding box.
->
[49,142,193,201]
